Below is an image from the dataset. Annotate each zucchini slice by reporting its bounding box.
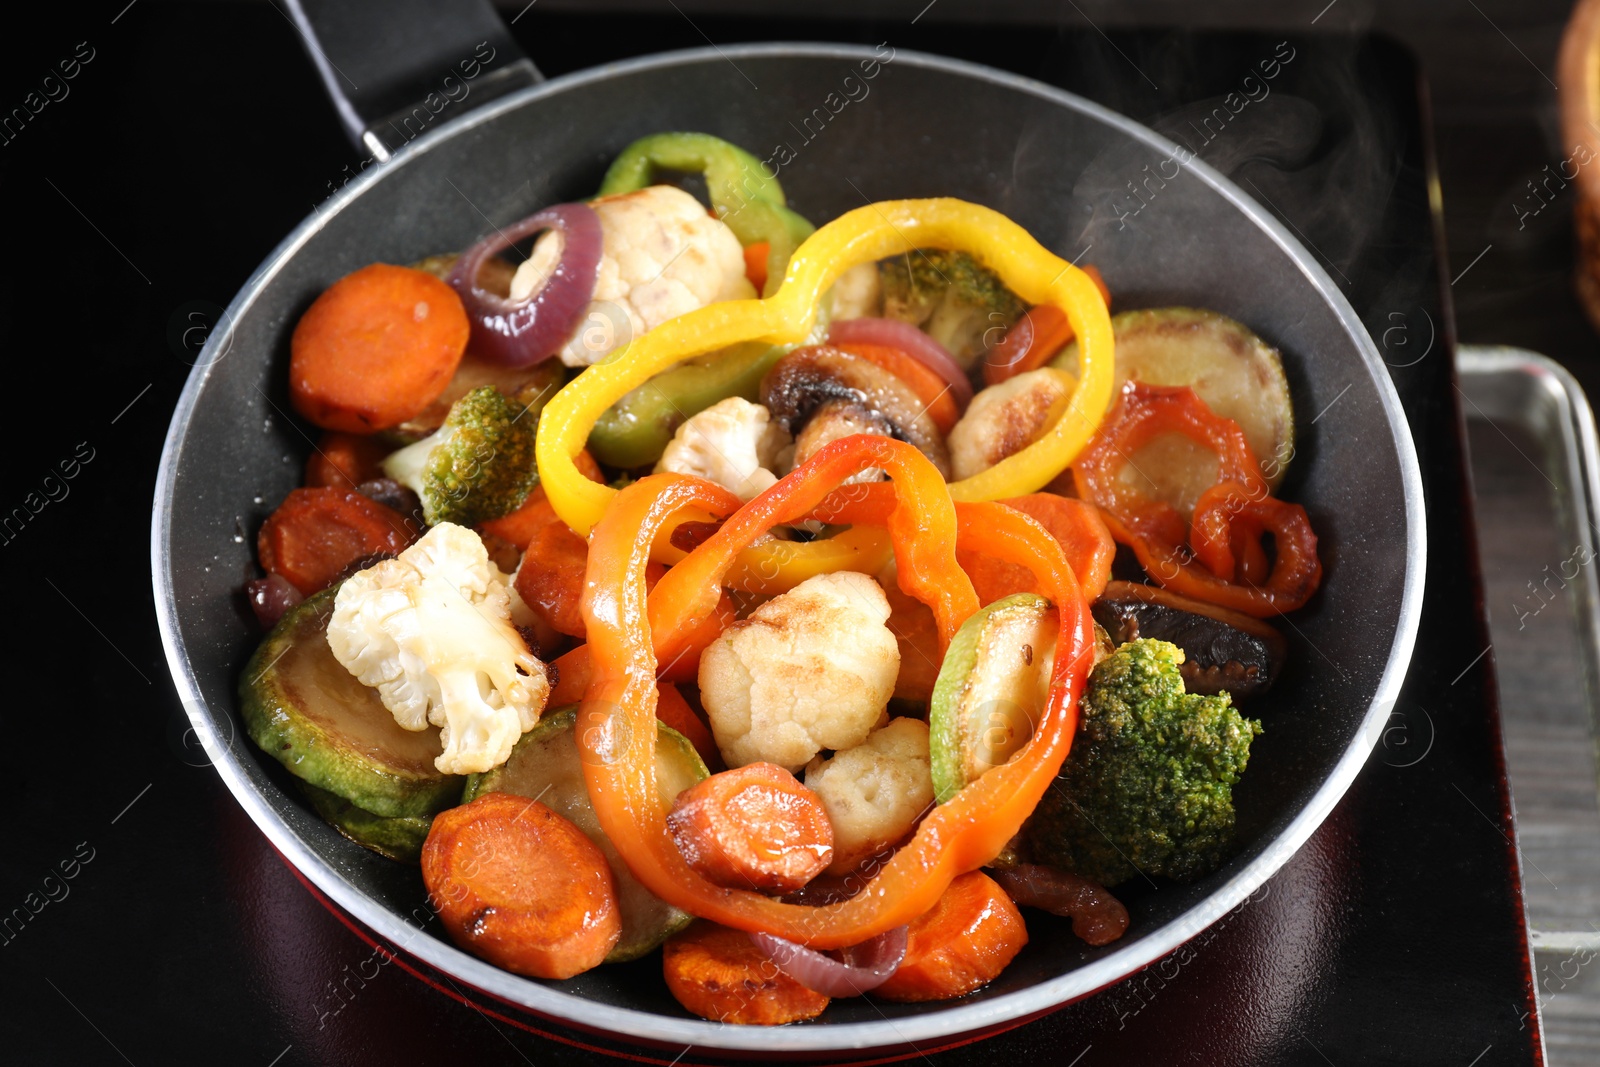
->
[929,594,1057,804]
[299,782,435,863]
[239,588,464,820]
[1055,307,1295,511]
[463,707,709,963]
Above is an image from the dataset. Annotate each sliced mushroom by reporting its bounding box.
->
[793,399,896,482]
[1091,580,1288,699]
[760,345,952,479]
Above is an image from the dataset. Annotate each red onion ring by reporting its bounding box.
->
[246,573,303,629]
[990,864,1129,947]
[749,925,908,997]
[446,203,603,367]
[828,317,974,407]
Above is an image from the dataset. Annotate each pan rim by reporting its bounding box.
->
[153,40,1427,1053]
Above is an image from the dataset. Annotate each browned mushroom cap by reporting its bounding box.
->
[793,398,895,474]
[1091,580,1289,699]
[760,345,952,479]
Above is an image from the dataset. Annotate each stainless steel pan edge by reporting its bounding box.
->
[152,42,1427,1053]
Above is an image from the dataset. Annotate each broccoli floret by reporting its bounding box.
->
[1024,638,1262,886]
[381,386,538,527]
[878,248,1027,366]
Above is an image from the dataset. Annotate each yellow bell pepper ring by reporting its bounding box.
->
[535,197,1115,590]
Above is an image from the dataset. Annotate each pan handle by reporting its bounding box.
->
[283,0,540,162]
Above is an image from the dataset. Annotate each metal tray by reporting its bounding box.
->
[1460,344,1600,1062]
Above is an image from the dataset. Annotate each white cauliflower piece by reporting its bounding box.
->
[514,184,756,367]
[327,523,550,775]
[805,717,934,873]
[654,396,791,501]
[699,571,899,771]
[827,260,883,321]
[948,367,1077,481]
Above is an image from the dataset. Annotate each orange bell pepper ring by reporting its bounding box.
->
[576,434,1096,948]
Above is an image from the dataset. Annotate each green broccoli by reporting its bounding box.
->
[381,385,538,527]
[878,248,1027,366]
[1024,638,1262,886]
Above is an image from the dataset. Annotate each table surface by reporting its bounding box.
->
[1,2,1593,1064]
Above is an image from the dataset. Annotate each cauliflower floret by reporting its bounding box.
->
[827,260,883,321]
[654,396,792,501]
[327,523,550,775]
[514,185,756,367]
[947,367,1077,481]
[699,571,899,771]
[805,717,934,873]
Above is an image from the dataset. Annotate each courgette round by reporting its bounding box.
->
[929,594,1057,804]
[239,588,464,820]
[1054,307,1295,509]
[298,782,435,863]
[463,707,709,963]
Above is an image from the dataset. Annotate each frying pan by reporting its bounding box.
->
[152,0,1426,1055]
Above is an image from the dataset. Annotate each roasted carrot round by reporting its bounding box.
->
[512,496,597,638]
[982,265,1110,386]
[957,493,1114,605]
[547,645,593,707]
[663,922,830,1024]
[290,263,469,433]
[882,572,943,704]
[257,486,416,596]
[667,762,833,894]
[836,341,962,433]
[304,431,392,491]
[743,240,771,293]
[654,683,723,771]
[479,453,605,550]
[421,793,621,980]
[653,587,738,685]
[874,870,1028,1003]
[510,492,733,661]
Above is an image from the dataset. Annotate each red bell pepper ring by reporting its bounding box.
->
[1073,382,1321,617]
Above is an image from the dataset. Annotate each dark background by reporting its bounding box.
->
[0,1,1589,1064]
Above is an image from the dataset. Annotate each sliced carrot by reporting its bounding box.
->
[290,263,469,433]
[573,448,605,485]
[257,486,416,595]
[667,762,832,894]
[421,793,621,980]
[1083,263,1110,305]
[510,488,730,655]
[835,341,962,433]
[478,452,604,550]
[982,265,1111,386]
[548,645,592,707]
[654,587,738,685]
[663,922,829,1024]
[957,493,1114,605]
[513,501,593,638]
[874,870,1028,1003]
[304,431,392,491]
[655,683,723,771]
[881,572,943,704]
[743,241,771,294]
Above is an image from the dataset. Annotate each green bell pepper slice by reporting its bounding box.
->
[585,341,789,469]
[598,131,814,297]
